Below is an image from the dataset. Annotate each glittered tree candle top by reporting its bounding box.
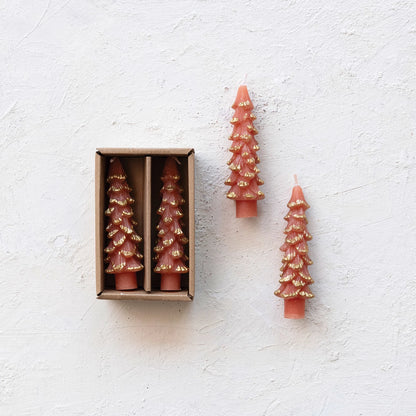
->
[104,157,143,290]
[154,157,189,291]
[274,177,313,319]
[225,85,264,218]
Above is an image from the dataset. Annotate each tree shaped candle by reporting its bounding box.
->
[274,176,314,319]
[104,157,144,290]
[225,85,265,218]
[154,157,189,291]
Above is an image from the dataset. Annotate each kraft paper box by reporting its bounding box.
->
[95,148,195,301]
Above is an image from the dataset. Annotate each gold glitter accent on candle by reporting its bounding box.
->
[286,235,303,244]
[283,252,296,262]
[126,264,143,271]
[227,192,237,199]
[299,290,314,298]
[119,225,133,234]
[288,259,303,270]
[285,224,303,233]
[120,250,134,257]
[292,279,306,287]
[274,289,301,298]
[303,232,312,241]
[108,262,126,272]
[108,184,132,193]
[279,274,295,283]
[113,235,126,247]
[244,172,255,178]
[107,174,126,181]
[288,199,310,209]
[238,181,249,187]
[171,250,183,257]
[230,117,239,124]
[108,229,118,238]
[131,234,142,242]
[229,163,241,171]
[163,238,174,247]
[155,264,172,271]
[243,192,255,199]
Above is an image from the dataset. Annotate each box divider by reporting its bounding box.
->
[144,156,152,292]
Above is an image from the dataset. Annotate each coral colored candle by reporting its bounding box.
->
[154,157,189,291]
[225,85,264,218]
[104,157,144,290]
[274,176,314,319]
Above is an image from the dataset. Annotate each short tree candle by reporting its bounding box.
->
[275,176,314,319]
[104,157,144,290]
[154,157,189,291]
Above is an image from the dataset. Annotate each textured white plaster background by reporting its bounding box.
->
[1,0,416,415]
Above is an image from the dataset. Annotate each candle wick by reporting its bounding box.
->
[294,174,298,185]
[243,73,247,84]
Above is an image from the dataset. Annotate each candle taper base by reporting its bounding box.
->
[115,272,138,290]
[160,273,181,291]
[236,200,257,218]
[284,298,305,319]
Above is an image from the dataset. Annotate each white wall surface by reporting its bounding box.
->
[1,1,416,415]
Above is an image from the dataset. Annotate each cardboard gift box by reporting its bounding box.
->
[95,148,195,301]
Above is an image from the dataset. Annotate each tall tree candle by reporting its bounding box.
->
[225,85,264,218]
[104,157,144,290]
[275,176,314,318]
[154,157,189,291]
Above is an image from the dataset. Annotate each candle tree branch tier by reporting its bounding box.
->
[154,157,189,291]
[104,157,144,290]
[225,85,264,218]
[274,184,314,319]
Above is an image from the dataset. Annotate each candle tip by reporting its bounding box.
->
[294,174,298,185]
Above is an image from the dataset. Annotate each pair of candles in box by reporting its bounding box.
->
[104,156,188,292]
[225,85,314,319]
